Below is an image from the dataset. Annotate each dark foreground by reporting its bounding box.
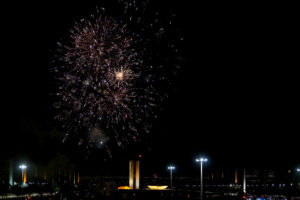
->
[1,190,299,200]
[1,182,299,200]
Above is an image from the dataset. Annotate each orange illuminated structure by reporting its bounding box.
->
[129,160,140,189]
[147,185,168,190]
[129,161,134,188]
[118,186,131,190]
[135,161,140,189]
[119,160,140,190]
[24,170,27,183]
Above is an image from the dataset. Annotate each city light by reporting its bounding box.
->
[19,165,27,169]
[196,158,208,162]
[168,166,175,170]
[19,164,27,185]
[167,165,175,190]
[195,157,208,163]
[196,157,208,200]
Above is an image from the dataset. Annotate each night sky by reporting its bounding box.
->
[1,1,298,177]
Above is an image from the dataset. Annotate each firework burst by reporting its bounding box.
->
[51,0,182,153]
[107,67,135,87]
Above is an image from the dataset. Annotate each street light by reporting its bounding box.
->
[196,157,208,200]
[297,168,300,172]
[19,164,27,185]
[167,165,175,190]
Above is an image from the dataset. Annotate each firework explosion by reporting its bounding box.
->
[52,0,182,153]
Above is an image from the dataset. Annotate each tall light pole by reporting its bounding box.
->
[243,168,247,194]
[9,160,13,186]
[167,166,175,190]
[19,164,27,185]
[196,158,208,200]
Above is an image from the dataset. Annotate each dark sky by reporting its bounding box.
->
[1,1,299,176]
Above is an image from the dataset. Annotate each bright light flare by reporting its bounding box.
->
[19,165,27,169]
[116,72,124,80]
[196,158,208,162]
[168,166,175,170]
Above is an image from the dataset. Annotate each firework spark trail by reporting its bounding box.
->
[52,0,182,153]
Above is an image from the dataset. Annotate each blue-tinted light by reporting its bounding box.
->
[168,166,175,170]
[196,157,208,162]
[19,165,27,169]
